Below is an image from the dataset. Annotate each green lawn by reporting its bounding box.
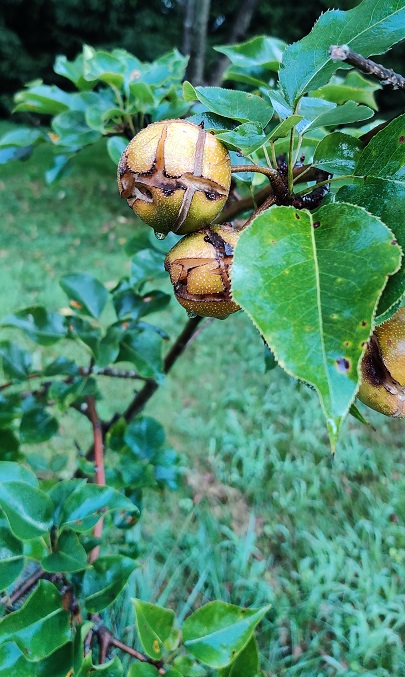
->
[1,122,405,675]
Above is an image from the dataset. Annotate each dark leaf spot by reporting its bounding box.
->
[295,213,300,219]
[391,239,398,245]
[361,321,367,326]
[399,136,405,143]
[336,357,350,372]
[313,221,321,229]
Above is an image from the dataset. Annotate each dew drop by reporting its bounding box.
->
[186,310,198,318]
[154,231,167,240]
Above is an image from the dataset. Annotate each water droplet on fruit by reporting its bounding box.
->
[154,231,167,240]
[186,310,198,318]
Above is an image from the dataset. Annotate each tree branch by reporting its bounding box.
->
[91,616,166,672]
[329,45,405,90]
[86,396,105,563]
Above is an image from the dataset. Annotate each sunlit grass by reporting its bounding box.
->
[1,121,405,675]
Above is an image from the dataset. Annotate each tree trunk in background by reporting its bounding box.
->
[208,0,259,85]
[184,0,211,85]
[181,0,195,58]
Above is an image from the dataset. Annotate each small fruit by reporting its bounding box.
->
[357,307,405,417]
[118,119,231,236]
[164,224,240,319]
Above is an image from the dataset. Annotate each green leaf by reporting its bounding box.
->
[83,555,135,612]
[183,83,273,127]
[313,132,363,175]
[337,115,405,318]
[218,636,259,677]
[67,316,101,356]
[58,483,139,532]
[107,135,128,165]
[0,527,24,590]
[0,580,71,659]
[54,53,94,90]
[352,114,405,179]
[60,273,109,319]
[128,665,159,677]
[132,598,175,660]
[118,328,163,380]
[0,462,38,487]
[232,203,401,449]
[0,127,44,149]
[83,50,126,88]
[214,35,287,72]
[113,287,170,321]
[310,71,381,110]
[182,602,270,669]
[51,110,101,148]
[41,530,88,573]
[280,0,405,105]
[20,398,59,444]
[187,112,237,133]
[130,249,167,290]
[45,154,71,184]
[0,430,20,462]
[2,306,67,346]
[349,402,375,428]
[0,641,73,677]
[13,84,72,115]
[173,655,207,676]
[0,342,32,381]
[0,480,53,540]
[44,357,79,377]
[124,417,165,460]
[76,654,124,675]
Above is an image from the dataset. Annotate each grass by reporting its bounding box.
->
[1,121,405,675]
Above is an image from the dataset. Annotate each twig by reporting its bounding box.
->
[1,567,45,607]
[86,396,105,563]
[231,164,288,202]
[329,45,405,90]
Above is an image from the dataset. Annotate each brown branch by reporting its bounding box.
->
[231,164,288,202]
[1,567,45,607]
[86,396,105,563]
[329,45,405,90]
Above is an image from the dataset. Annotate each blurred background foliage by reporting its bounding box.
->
[2,0,404,117]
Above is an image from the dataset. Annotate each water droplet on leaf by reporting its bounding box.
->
[154,231,167,240]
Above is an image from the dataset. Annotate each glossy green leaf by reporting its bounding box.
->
[353,114,405,179]
[0,342,32,382]
[232,203,401,449]
[0,641,73,677]
[0,395,21,428]
[13,84,72,115]
[0,430,20,462]
[51,110,101,148]
[83,555,135,612]
[313,132,362,175]
[76,652,124,676]
[280,0,405,105]
[337,115,405,318]
[187,112,237,133]
[2,306,67,345]
[215,35,286,72]
[350,403,374,428]
[0,527,24,590]
[124,417,165,460]
[0,480,54,539]
[83,50,126,88]
[118,328,163,380]
[67,316,101,356]
[0,580,71,660]
[183,602,270,669]
[45,154,71,184]
[132,598,175,660]
[113,287,170,321]
[58,482,139,532]
[310,71,381,110]
[54,52,93,90]
[0,462,38,487]
[128,665,159,677]
[41,530,88,572]
[172,655,207,676]
[20,398,59,444]
[0,127,44,149]
[60,273,109,319]
[130,249,167,290]
[183,83,273,127]
[304,101,373,132]
[96,325,123,367]
[218,636,259,677]
[43,357,79,377]
[107,135,127,165]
